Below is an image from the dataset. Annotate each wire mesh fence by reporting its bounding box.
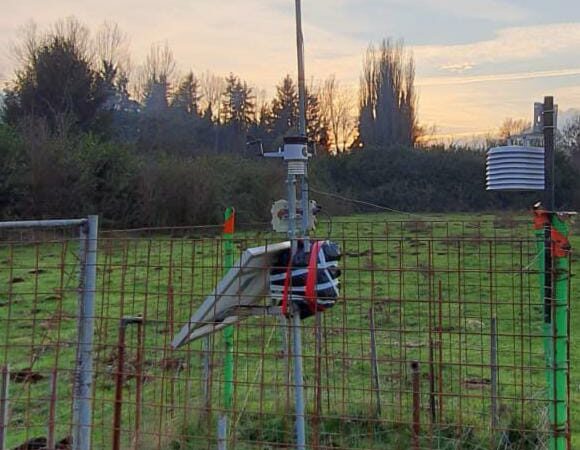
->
[0,218,97,450]
[0,215,571,449]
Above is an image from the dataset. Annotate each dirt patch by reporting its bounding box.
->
[12,435,72,450]
[10,368,45,384]
[463,377,491,389]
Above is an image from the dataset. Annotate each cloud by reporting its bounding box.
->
[2,1,578,137]
[440,63,475,74]
[0,0,366,93]
[417,0,530,22]
[551,86,580,114]
[411,22,580,134]
[418,68,580,86]
[414,22,580,68]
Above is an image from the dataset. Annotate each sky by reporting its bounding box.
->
[2,0,580,137]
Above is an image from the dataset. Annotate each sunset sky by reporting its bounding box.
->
[2,0,580,137]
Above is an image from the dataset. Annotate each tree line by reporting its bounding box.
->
[2,17,580,227]
[3,19,423,153]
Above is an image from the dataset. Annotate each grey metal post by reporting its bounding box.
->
[0,365,9,450]
[217,416,227,450]
[296,0,309,246]
[73,215,98,450]
[288,166,306,449]
[369,308,382,417]
[301,176,310,253]
[292,307,306,450]
[288,173,298,253]
[278,315,290,400]
[288,3,309,448]
[294,0,306,137]
[295,0,310,254]
[0,219,86,229]
[543,96,555,211]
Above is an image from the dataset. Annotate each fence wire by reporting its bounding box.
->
[0,217,571,450]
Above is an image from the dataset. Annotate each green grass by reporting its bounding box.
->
[0,212,578,449]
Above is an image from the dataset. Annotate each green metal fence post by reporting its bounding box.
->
[218,207,235,450]
[535,209,570,450]
[550,214,570,450]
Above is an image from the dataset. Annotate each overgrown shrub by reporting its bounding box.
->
[313,146,580,214]
[1,122,579,227]
[0,121,283,227]
[0,124,27,217]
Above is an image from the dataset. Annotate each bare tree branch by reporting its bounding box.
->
[94,21,131,77]
[320,75,356,152]
[199,70,225,119]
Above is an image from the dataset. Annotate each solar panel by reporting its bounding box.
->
[172,241,291,348]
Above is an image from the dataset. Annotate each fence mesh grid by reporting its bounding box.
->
[0,216,571,449]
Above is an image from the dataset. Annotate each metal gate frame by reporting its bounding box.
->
[0,216,98,450]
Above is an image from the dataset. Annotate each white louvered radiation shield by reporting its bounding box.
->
[486,146,545,191]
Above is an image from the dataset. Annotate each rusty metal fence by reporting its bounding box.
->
[0,216,571,449]
[0,217,98,450]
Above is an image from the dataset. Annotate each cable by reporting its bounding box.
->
[316,209,333,240]
[308,187,520,231]
[309,186,439,220]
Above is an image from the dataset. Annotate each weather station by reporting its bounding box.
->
[486,97,573,450]
[172,2,341,449]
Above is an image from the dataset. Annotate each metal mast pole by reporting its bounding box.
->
[292,2,307,449]
[295,0,310,253]
[295,0,306,137]
[291,0,310,251]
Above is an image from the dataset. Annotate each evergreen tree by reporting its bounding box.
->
[143,80,169,113]
[266,76,329,150]
[170,71,200,116]
[270,75,299,137]
[4,21,107,131]
[218,74,255,153]
[221,73,255,129]
[306,89,330,151]
[248,102,274,150]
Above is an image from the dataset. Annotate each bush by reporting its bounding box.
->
[2,122,579,227]
[0,121,283,227]
[313,145,580,214]
[0,124,27,217]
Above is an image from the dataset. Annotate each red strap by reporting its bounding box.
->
[532,208,571,257]
[281,241,322,316]
[551,228,571,258]
[305,241,322,313]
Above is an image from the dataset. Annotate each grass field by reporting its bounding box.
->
[0,212,577,449]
